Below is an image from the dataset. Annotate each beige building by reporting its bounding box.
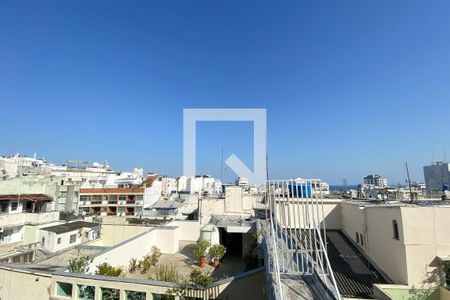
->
[79,187,144,216]
[340,200,450,287]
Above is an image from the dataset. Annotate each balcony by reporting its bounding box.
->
[0,211,60,227]
[141,209,178,218]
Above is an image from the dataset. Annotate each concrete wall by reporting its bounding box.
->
[0,211,59,228]
[169,220,201,242]
[89,223,151,247]
[341,202,450,286]
[274,199,342,230]
[366,206,407,284]
[341,203,408,284]
[401,206,450,286]
[0,267,52,300]
[89,226,179,271]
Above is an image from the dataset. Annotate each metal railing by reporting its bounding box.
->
[264,179,342,300]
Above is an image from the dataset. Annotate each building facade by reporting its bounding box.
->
[424,161,450,194]
[79,188,144,216]
[364,174,388,188]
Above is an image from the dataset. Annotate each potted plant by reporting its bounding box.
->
[209,244,226,268]
[193,240,210,268]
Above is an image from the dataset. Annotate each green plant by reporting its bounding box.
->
[154,262,180,283]
[139,246,161,274]
[243,232,261,270]
[189,268,214,287]
[193,240,210,258]
[68,253,91,273]
[208,244,226,261]
[129,258,138,273]
[150,246,161,266]
[95,263,124,277]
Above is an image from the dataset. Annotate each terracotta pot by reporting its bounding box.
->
[212,259,220,268]
[199,256,207,268]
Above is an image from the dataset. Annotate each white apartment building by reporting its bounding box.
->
[177,175,222,194]
[0,154,52,180]
[364,174,388,188]
[39,221,100,252]
[235,177,249,188]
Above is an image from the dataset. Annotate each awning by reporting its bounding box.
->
[0,194,53,202]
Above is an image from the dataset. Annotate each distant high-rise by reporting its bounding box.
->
[364,174,388,188]
[423,162,450,194]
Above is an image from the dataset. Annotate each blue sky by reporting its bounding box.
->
[1,1,449,184]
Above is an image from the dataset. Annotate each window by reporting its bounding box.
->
[78,285,95,300]
[393,220,400,240]
[109,195,117,204]
[119,195,126,201]
[0,203,8,213]
[85,232,89,238]
[11,202,18,211]
[57,237,61,244]
[92,195,102,204]
[69,234,76,244]
[360,233,364,246]
[356,232,359,244]
[41,237,45,245]
[56,282,72,298]
[101,288,120,299]
[126,291,146,300]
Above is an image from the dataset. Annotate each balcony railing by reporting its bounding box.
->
[141,209,178,217]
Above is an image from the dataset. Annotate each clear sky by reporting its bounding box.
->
[1,1,450,185]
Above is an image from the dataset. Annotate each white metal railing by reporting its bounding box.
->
[259,219,284,300]
[265,179,342,300]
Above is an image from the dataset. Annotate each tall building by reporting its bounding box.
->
[364,174,388,188]
[423,161,450,194]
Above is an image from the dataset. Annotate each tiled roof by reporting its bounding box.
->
[143,175,158,186]
[0,194,53,202]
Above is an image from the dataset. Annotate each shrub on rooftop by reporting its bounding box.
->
[154,262,180,283]
[208,244,226,267]
[189,268,214,287]
[68,251,91,274]
[95,263,124,277]
[193,240,210,268]
[129,258,138,273]
[139,246,161,274]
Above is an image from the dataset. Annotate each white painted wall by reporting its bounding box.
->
[89,225,180,271]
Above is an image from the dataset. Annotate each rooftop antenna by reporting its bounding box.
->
[265,128,269,221]
[405,162,414,203]
[220,147,224,183]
